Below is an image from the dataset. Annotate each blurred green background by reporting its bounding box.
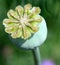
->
[0,0,60,65]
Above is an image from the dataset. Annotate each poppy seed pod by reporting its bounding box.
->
[3,4,47,49]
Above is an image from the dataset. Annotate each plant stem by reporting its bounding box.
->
[32,47,41,65]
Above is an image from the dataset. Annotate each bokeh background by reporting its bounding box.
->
[0,0,60,65]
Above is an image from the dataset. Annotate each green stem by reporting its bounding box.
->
[32,47,41,65]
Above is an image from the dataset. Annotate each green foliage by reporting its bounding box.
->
[0,0,60,65]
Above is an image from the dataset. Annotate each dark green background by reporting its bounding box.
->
[0,0,60,65]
